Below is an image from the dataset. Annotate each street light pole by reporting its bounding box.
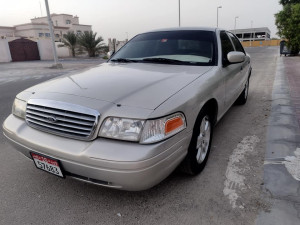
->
[217,6,222,28]
[179,0,181,27]
[44,0,62,68]
[250,20,253,47]
[234,16,239,34]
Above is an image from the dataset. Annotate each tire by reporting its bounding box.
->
[235,78,249,105]
[181,108,213,175]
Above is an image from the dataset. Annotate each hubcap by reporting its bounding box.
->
[196,116,211,164]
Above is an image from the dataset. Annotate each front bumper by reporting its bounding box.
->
[3,114,191,191]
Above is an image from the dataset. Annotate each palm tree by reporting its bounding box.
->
[77,31,104,57]
[62,32,77,57]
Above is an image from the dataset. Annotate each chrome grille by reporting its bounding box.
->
[25,99,100,140]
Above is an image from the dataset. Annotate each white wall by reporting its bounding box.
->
[38,40,71,60]
[55,42,70,57]
[0,27,15,37]
[37,39,53,60]
[0,39,12,62]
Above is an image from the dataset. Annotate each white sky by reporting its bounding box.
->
[0,0,282,42]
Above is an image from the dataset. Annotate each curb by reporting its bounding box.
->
[256,56,300,224]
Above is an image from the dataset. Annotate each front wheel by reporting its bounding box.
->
[181,109,213,175]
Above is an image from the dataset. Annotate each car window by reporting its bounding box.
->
[227,32,245,53]
[111,30,216,66]
[220,31,234,64]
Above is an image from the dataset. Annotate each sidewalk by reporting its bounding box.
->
[256,55,300,225]
[284,56,300,127]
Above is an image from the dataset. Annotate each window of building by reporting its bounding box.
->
[45,33,51,37]
[55,34,59,38]
[77,30,82,35]
[66,20,71,24]
[236,34,243,39]
[39,33,44,37]
[243,33,251,39]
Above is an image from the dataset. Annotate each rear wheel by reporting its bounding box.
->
[181,109,213,175]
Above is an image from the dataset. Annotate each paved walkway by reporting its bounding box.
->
[284,56,300,126]
[257,55,300,225]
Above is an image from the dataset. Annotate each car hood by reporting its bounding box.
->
[26,63,213,110]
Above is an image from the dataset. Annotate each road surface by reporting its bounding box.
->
[0,50,297,225]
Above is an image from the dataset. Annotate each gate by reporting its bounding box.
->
[9,38,40,62]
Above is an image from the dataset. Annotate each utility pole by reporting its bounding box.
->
[250,20,253,47]
[45,0,62,68]
[234,16,239,34]
[179,0,181,27]
[217,6,222,28]
[39,1,43,17]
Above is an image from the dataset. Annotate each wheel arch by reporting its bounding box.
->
[200,98,218,126]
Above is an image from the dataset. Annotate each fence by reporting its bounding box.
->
[241,40,281,48]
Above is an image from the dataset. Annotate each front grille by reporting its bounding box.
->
[25,99,100,140]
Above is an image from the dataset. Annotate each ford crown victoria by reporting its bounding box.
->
[2,27,251,191]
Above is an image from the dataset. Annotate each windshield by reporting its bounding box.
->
[110,30,217,66]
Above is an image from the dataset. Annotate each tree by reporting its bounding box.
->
[62,32,77,57]
[77,31,105,57]
[280,0,300,5]
[275,0,300,54]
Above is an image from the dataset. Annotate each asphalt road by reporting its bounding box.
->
[0,49,287,225]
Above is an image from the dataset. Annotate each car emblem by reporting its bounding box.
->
[46,115,57,123]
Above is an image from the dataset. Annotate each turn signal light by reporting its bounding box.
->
[165,117,184,135]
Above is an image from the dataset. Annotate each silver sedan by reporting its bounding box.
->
[2,27,251,191]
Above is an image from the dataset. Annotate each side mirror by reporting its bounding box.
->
[227,51,245,64]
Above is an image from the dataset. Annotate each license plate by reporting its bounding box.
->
[31,152,64,178]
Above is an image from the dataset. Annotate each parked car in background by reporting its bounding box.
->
[2,27,251,191]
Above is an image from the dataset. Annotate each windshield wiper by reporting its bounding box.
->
[142,57,186,65]
[110,58,139,63]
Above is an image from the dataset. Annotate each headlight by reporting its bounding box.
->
[99,113,186,144]
[99,117,145,142]
[140,113,186,144]
[12,98,27,119]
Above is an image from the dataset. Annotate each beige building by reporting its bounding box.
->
[0,13,92,41]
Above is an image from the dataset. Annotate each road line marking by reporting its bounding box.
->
[223,135,260,209]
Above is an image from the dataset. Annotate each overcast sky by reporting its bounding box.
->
[0,0,282,42]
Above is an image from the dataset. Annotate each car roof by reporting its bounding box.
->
[144,27,218,33]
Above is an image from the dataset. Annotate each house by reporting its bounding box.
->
[0,13,92,41]
[0,13,92,62]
